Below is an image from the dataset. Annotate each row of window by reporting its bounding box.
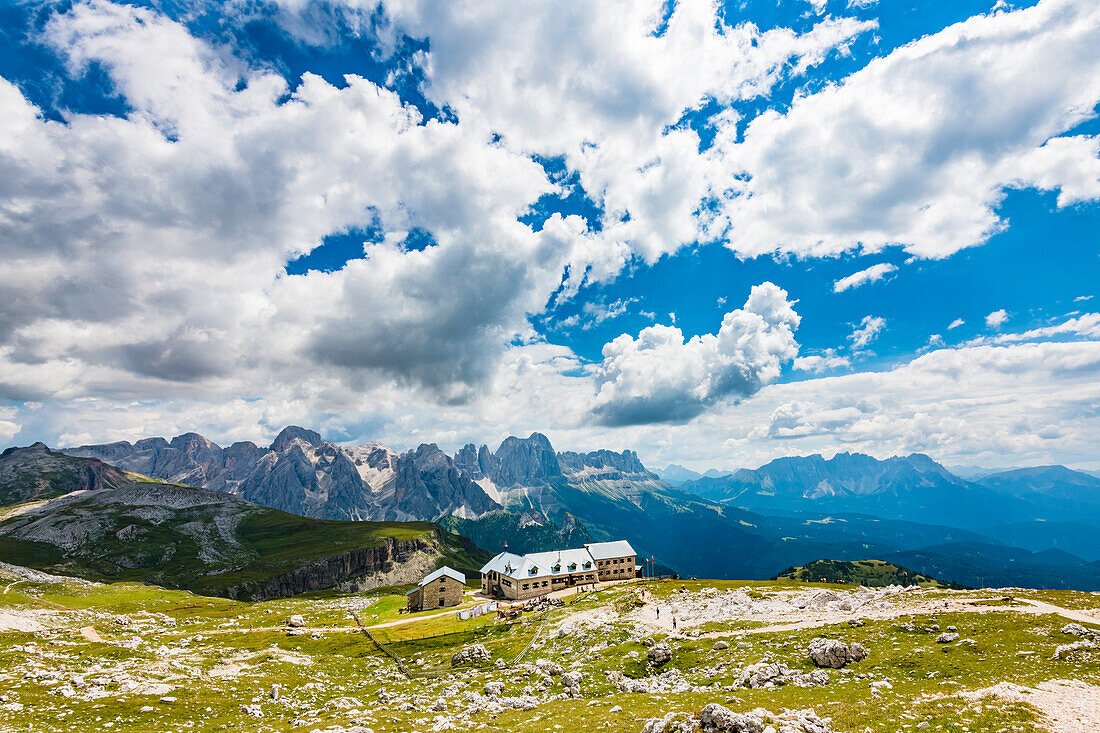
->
[521,574,596,591]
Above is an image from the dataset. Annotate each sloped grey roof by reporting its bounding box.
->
[420,566,466,587]
[481,547,600,580]
[585,540,636,560]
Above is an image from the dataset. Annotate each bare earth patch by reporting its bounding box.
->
[78,625,102,642]
[0,610,44,632]
[965,679,1100,733]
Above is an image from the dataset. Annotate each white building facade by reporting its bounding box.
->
[479,541,637,600]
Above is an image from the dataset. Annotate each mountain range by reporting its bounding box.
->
[52,427,1100,590]
[0,443,485,600]
[684,452,1100,525]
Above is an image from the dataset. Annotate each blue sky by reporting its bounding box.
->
[0,0,1097,470]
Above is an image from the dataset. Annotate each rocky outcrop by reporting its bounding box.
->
[647,642,672,665]
[739,660,829,688]
[557,449,651,476]
[452,644,491,666]
[642,705,838,733]
[222,535,439,601]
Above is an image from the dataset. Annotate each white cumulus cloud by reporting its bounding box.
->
[986,309,1010,329]
[591,283,800,426]
[705,0,1100,259]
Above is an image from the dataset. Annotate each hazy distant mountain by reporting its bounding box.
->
[654,464,732,486]
[947,464,1025,480]
[976,465,1100,502]
[977,520,1100,562]
[681,452,1100,529]
[884,542,1100,591]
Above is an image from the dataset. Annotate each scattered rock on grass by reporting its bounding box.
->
[1053,639,1095,660]
[1062,623,1093,637]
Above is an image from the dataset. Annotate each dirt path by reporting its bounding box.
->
[367,607,463,630]
[1016,599,1100,625]
[964,679,1100,733]
[630,595,1100,639]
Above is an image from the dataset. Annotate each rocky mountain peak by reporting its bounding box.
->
[453,443,483,479]
[557,449,650,475]
[491,433,562,487]
[271,426,323,452]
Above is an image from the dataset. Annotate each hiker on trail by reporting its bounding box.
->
[656,607,660,619]
[672,617,677,630]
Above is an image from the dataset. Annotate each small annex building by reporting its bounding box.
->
[479,540,637,600]
[406,566,466,612]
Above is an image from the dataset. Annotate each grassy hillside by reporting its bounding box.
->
[772,558,951,587]
[0,480,488,599]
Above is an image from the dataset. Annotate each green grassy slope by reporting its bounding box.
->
[772,558,951,587]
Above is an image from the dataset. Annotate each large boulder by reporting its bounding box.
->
[1062,623,1093,637]
[699,703,764,732]
[561,671,583,689]
[451,644,491,666]
[286,615,305,628]
[738,660,789,689]
[648,642,673,665]
[808,638,867,668]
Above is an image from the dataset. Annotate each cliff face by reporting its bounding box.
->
[221,535,440,601]
[490,433,562,487]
